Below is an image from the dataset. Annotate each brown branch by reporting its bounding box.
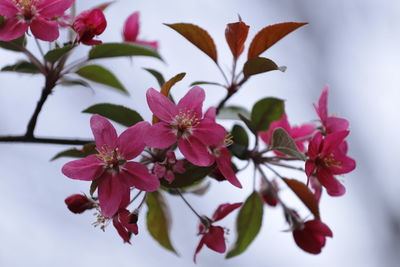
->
[0,136,93,145]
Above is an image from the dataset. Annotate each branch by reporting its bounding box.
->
[0,136,93,145]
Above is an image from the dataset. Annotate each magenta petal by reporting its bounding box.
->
[62,155,103,181]
[194,120,226,145]
[90,114,118,152]
[309,176,322,202]
[98,173,124,218]
[119,209,139,235]
[135,39,158,49]
[121,162,160,192]
[308,133,322,159]
[321,131,349,156]
[316,168,346,196]
[326,117,349,133]
[123,12,139,42]
[145,122,176,149]
[30,17,59,41]
[0,0,18,17]
[146,88,177,122]
[305,220,333,237]
[203,226,226,253]
[314,85,329,122]
[0,17,28,41]
[178,136,214,167]
[37,0,74,18]
[193,237,205,263]
[305,160,316,177]
[177,86,205,117]
[216,148,242,188]
[292,124,315,139]
[117,121,150,160]
[113,217,131,243]
[293,228,324,254]
[204,107,217,121]
[331,154,356,175]
[212,202,242,222]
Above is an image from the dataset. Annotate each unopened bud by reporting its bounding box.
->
[65,194,95,214]
[128,210,139,224]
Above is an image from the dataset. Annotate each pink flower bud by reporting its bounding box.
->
[73,9,107,45]
[65,194,94,214]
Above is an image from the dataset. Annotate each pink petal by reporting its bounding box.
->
[309,176,322,202]
[113,216,131,243]
[36,0,74,18]
[314,85,329,122]
[119,209,139,235]
[321,130,349,156]
[204,107,217,121]
[307,133,323,159]
[304,220,333,237]
[331,153,356,175]
[291,124,315,139]
[90,114,118,152]
[293,228,324,254]
[135,39,158,49]
[117,121,150,160]
[193,237,205,263]
[145,122,176,149]
[98,173,124,217]
[203,226,226,253]
[216,148,242,188]
[325,117,349,133]
[212,202,242,222]
[316,168,346,197]
[62,155,104,181]
[305,160,316,177]
[0,17,28,41]
[178,136,214,167]
[177,86,205,117]
[30,17,59,41]
[123,12,139,42]
[121,162,160,192]
[146,88,177,122]
[0,0,18,17]
[118,188,131,209]
[193,120,226,146]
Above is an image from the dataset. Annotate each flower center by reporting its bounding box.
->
[13,0,39,21]
[97,146,126,171]
[172,110,199,136]
[318,154,341,168]
[92,206,110,231]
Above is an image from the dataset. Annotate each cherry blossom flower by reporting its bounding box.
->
[153,150,185,183]
[62,115,159,217]
[111,190,138,243]
[260,112,315,153]
[194,202,242,262]
[292,219,333,254]
[64,194,94,214]
[145,87,226,167]
[123,11,158,49]
[314,85,349,134]
[72,8,106,45]
[305,131,356,196]
[0,0,74,41]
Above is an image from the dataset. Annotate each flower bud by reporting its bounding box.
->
[65,194,95,214]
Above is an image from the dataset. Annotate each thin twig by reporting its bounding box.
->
[0,136,93,145]
[175,189,203,220]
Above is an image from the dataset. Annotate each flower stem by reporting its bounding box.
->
[0,135,93,145]
[175,189,203,221]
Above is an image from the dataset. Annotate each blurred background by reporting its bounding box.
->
[0,0,399,266]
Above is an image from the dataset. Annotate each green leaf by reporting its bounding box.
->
[271,127,306,160]
[282,178,320,220]
[50,143,96,161]
[88,43,163,60]
[230,124,249,159]
[146,191,177,254]
[44,45,73,63]
[76,65,128,94]
[189,81,222,87]
[243,57,279,77]
[218,105,251,120]
[161,161,214,188]
[238,113,257,135]
[1,61,40,74]
[251,97,284,132]
[58,78,92,89]
[143,68,165,87]
[227,191,263,258]
[82,103,143,127]
[0,35,26,52]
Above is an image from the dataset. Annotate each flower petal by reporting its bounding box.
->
[117,121,150,160]
[193,120,226,145]
[62,155,103,181]
[304,220,333,237]
[204,107,217,121]
[121,162,160,192]
[316,168,346,196]
[36,0,74,18]
[119,209,139,235]
[90,114,118,152]
[314,85,328,122]
[30,17,59,41]
[145,122,176,149]
[146,88,177,122]
[212,202,242,222]
[293,228,324,254]
[203,226,226,253]
[321,130,349,156]
[113,216,131,243]
[0,17,28,41]
[307,133,323,159]
[98,173,124,217]
[123,11,139,42]
[193,236,205,263]
[178,136,214,167]
[135,40,158,49]
[177,86,205,117]
[216,148,242,188]
[305,160,316,177]
[0,0,18,17]
[325,117,349,133]
[331,153,356,175]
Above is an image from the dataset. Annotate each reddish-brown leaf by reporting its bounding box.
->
[282,178,320,220]
[225,21,249,58]
[165,23,218,63]
[247,22,308,59]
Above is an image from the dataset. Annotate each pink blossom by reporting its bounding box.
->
[111,191,138,243]
[0,0,74,41]
[305,131,356,196]
[64,194,94,214]
[62,115,159,217]
[292,219,333,254]
[260,112,315,153]
[194,202,242,262]
[145,87,226,167]
[123,11,158,49]
[72,8,106,45]
[314,85,349,134]
[153,150,185,183]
